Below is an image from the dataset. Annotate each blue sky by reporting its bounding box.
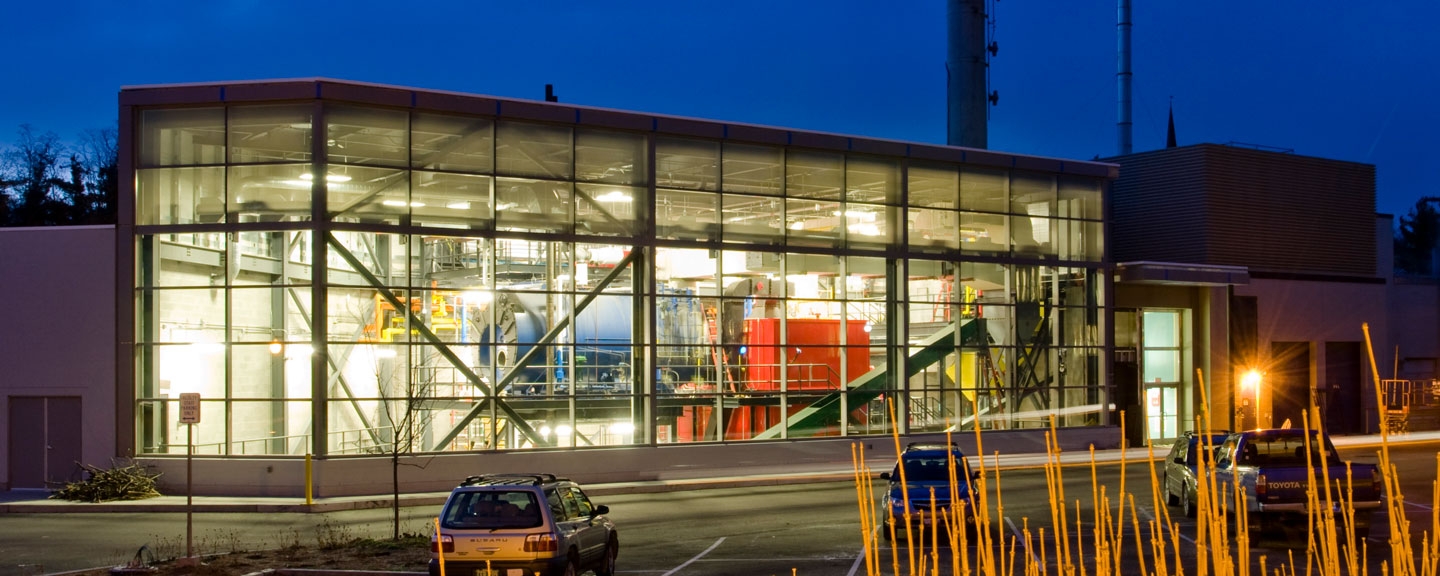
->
[1,0,1434,218]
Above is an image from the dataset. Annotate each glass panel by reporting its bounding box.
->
[657,137,719,191]
[412,172,493,230]
[785,198,841,248]
[231,401,311,455]
[496,178,572,233]
[1011,213,1054,255]
[412,112,494,173]
[137,234,226,287]
[326,105,408,167]
[147,288,227,343]
[229,105,312,163]
[231,231,313,287]
[908,162,958,208]
[1143,310,1180,347]
[722,143,782,196]
[495,121,572,180]
[326,165,409,224]
[960,167,1007,213]
[141,108,225,167]
[843,203,892,248]
[1143,350,1181,382]
[137,167,225,225]
[230,287,312,342]
[228,164,312,222]
[327,287,406,342]
[721,193,783,245]
[1011,171,1056,216]
[656,395,720,442]
[785,150,843,200]
[1056,220,1105,262]
[576,129,647,185]
[846,156,899,204]
[576,183,641,236]
[909,207,959,251]
[232,343,312,398]
[327,231,412,288]
[961,211,1008,255]
[1059,176,1103,221]
[657,189,719,241]
[153,342,226,397]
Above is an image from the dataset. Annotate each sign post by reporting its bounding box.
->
[179,393,201,565]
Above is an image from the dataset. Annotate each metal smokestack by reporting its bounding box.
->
[947,0,989,149]
[1117,0,1133,155]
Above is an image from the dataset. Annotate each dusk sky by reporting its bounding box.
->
[2,0,1435,219]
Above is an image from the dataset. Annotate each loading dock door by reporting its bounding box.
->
[8,396,82,489]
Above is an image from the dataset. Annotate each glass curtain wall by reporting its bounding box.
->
[134,102,1108,457]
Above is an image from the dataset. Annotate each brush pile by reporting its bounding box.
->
[50,460,163,502]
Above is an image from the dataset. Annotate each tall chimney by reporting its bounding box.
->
[1116,0,1133,155]
[947,0,988,149]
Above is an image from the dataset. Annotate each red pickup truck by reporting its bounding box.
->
[1212,428,1383,540]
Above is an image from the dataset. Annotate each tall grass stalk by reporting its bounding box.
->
[852,325,1438,575]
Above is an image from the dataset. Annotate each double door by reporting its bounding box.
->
[8,396,82,489]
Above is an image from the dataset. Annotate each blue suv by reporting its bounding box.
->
[878,443,979,540]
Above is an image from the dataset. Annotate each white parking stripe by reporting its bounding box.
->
[661,537,726,576]
[846,547,866,576]
[1137,504,1196,546]
[1005,516,1041,568]
[1405,501,1434,512]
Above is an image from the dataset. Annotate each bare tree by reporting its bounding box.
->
[371,344,438,540]
[3,125,67,226]
[0,125,117,226]
[76,127,119,224]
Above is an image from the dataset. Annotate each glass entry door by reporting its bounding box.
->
[1142,310,1182,441]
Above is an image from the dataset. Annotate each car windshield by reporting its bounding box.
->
[896,455,966,482]
[1185,435,1228,464]
[442,490,544,529]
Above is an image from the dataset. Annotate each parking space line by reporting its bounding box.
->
[1005,516,1040,568]
[1405,501,1434,512]
[661,537,726,576]
[846,547,866,576]
[1137,504,1196,545]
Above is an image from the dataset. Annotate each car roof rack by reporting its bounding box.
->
[1185,430,1231,436]
[904,442,961,453]
[459,473,562,487]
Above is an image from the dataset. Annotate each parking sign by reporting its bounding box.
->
[179,393,201,424]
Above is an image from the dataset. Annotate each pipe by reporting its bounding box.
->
[947,0,988,149]
[1117,0,1133,155]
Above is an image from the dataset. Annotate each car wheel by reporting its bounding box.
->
[1181,485,1195,518]
[1164,475,1178,506]
[559,552,579,576]
[595,536,618,576]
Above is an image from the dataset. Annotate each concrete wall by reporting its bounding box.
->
[0,226,118,490]
[138,426,1123,497]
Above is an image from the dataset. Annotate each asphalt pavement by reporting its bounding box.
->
[3,430,1435,514]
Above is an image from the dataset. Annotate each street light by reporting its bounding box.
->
[1240,369,1264,429]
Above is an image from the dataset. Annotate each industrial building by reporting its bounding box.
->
[99,78,1111,494]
